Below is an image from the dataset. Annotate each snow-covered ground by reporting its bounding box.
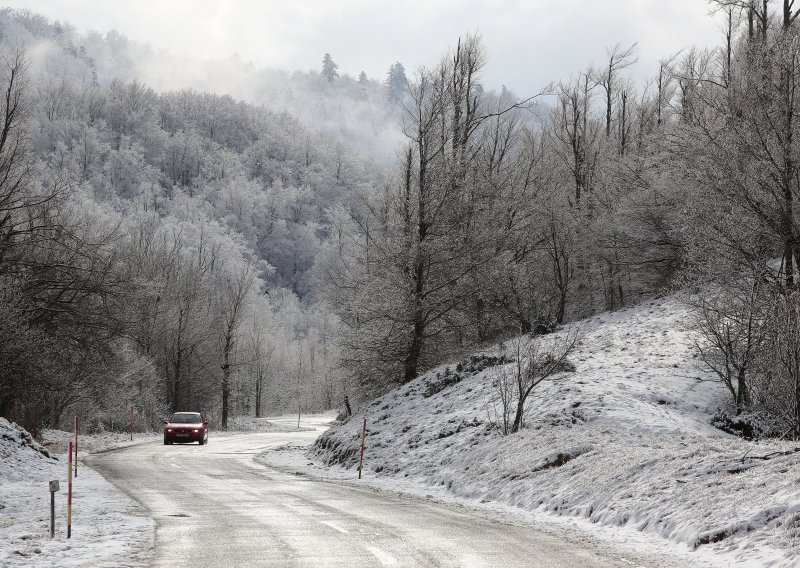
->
[41,429,161,457]
[270,296,800,567]
[1,415,312,567]
[0,418,154,567]
[5,298,798,566]
[221,414,316,433]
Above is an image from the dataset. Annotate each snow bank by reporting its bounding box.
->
[304,297,800,567]
[0,418,153,566]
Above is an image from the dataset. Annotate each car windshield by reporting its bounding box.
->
[170,413,202,424]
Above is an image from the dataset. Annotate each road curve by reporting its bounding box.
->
[88,417,636,568]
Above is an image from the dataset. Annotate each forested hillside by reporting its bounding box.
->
[5,10,406,163]
[321,2,800,439]
[0,9,390,431]
[2,1,800,442]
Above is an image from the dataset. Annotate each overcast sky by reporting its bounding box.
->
[12,0,723,95]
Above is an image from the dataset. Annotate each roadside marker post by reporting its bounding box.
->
[74,416,78,478]
[358,416,366,479]
[48,480,59,538]
[67,441,73,538]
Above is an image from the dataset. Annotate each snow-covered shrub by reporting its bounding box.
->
[488,333,578,435]
[711,410,758,439]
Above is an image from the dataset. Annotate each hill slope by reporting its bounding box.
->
[302,296,800,567]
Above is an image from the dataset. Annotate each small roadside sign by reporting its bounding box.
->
[49,480,59,538]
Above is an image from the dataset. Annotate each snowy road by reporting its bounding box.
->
[87,417,634,567]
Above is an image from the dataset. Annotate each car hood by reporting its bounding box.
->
[165,423,204,428]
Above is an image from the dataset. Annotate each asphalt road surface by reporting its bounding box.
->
[88,417,656,568]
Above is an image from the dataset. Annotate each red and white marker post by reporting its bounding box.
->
[67,440,73,538]
[74,416,78,478]
[358,416,367,479]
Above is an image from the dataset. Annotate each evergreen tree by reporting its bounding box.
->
[321,53,338,83]
[357,71,368,101]
[386,61,408,102]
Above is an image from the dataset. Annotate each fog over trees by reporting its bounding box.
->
[2,3,800,440]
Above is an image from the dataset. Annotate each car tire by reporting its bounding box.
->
[199,437,205,445]
[163,439,169,445]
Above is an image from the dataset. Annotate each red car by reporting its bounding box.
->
[163,412,209,445]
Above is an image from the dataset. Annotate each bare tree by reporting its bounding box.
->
[219,260,256,429]
[329,35,547,388]
[678,28,800,290]
[693,275,770,412]
[488,363,517,436]
[490,331,579,435]
[552,72,599,206]
[594,43,638,139]
[244,311,277,418]
[758,291,800,438]
[709,0,769,39]
[783,0,800,29]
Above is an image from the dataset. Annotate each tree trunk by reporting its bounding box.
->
[510,398,525,434]
[556,293,566,325]
[254,371,262,418]
[403,316,424,383]
[171,347,183,413]
[783,50,795,288]
[608,261,616,311]
[473,295,487,341]
[221,331,233,429]
[736,368,750,412]
[785,235,795,288]
[403,129,428,384]
[795,370,800,438]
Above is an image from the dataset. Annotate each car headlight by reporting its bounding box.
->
[166,428,172,432]
[193,429,199,432]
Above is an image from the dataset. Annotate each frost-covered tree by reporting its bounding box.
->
[386,62,408,102]
[490,332,579,435]
[321,53,339,83]
[327,35,545,388]
[218,259,258,429]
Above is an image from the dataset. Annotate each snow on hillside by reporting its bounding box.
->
[0,418,153,567]
[278,296,800,567]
